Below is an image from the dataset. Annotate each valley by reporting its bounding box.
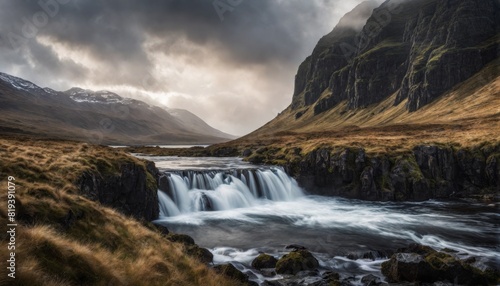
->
[0,0,499,285]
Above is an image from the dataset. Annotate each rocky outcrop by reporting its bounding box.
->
[77,161,159,221]
[252,254,278,270]
[291,0,500,115]
[291,1,378,110]
[275,249,319,275]
[381,244,498,284]
[279,144,499,201]
[165,233,214,264]
[213,264,257,286]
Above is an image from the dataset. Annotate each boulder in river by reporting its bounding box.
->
[213,263,257,285]
[284,244,307,250]
[381,244,497,285]
[360,274,386,286]
[275,249,319,275]
[251,253,278,269]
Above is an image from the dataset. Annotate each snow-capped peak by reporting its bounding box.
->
[65,87,124,104]
[0,72,42,92]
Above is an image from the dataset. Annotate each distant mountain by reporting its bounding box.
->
[250,0,499,136]
[0,72,235,144]
[165,107,236,140]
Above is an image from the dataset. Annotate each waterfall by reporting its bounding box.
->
[157,167,304,217]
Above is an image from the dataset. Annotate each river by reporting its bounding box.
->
[139,156,500,285]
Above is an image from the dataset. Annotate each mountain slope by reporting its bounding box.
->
[0,73,234,145]
[248,0,499,139]
[166,108,237,140]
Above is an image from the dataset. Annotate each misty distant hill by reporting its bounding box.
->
[0,72,235,145]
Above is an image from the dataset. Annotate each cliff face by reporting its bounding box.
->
[292,0,500,116]
[292,1,378,110]
[283,144,499,201]
[78,160,160,221]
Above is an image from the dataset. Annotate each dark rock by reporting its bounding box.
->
[213,263,250,284]
[396,243,436,255]
[286,143,500,202]
[212,147,238,157]
[154,224,169,235]
[158,175,172,198]
[262,281,282,286]
[252,254,278,269]
[275,250,319,275]
[360,166,377,199]
[361,274,384,286]
[242,149,253,157]
[198,192,213,211]
[362,250,394,261]
[291,1,379,110]
[463,257,476,264]
[77,161,159,221]
[292,0,499,114]
[166,233,195,245]
[381,252,432,282]
[285,244,307,250]
[145,161,159,182]
[295,111,305,119]
[260,268,276,277]
[321,271,340,282]
[186,245,213,264]
[382,244,495,285]
[346,253,358,260]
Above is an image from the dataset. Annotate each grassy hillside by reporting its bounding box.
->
[226,59,500,155]
[0,137,238,286]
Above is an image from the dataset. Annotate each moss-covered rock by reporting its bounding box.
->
[186,245,213,264]
[166,233,195,245]
[251,253,278,269]
[275,250,319,275]
[382,244,497,285]
[213,263,249,284]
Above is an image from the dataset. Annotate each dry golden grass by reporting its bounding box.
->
[0,137,240,286]
[224,59,500,155]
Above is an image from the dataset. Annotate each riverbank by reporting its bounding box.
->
[2,136,498,285]
[0,136,240,286]
[122,138,500,202]
[152,156,499,285]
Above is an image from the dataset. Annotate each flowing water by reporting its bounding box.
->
[140,156,500,285]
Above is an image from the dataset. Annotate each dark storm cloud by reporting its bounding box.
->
[0,0,370,134]
[1,0,346,72]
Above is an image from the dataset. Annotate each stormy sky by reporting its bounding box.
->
[0,0,370,136]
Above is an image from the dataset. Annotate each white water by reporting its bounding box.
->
[147,157,500,285]
[157,168,304,215]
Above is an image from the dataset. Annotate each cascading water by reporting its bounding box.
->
[139,156,498,286]
[157,167,304,216]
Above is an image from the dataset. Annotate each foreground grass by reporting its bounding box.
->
[0,137,237,286]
